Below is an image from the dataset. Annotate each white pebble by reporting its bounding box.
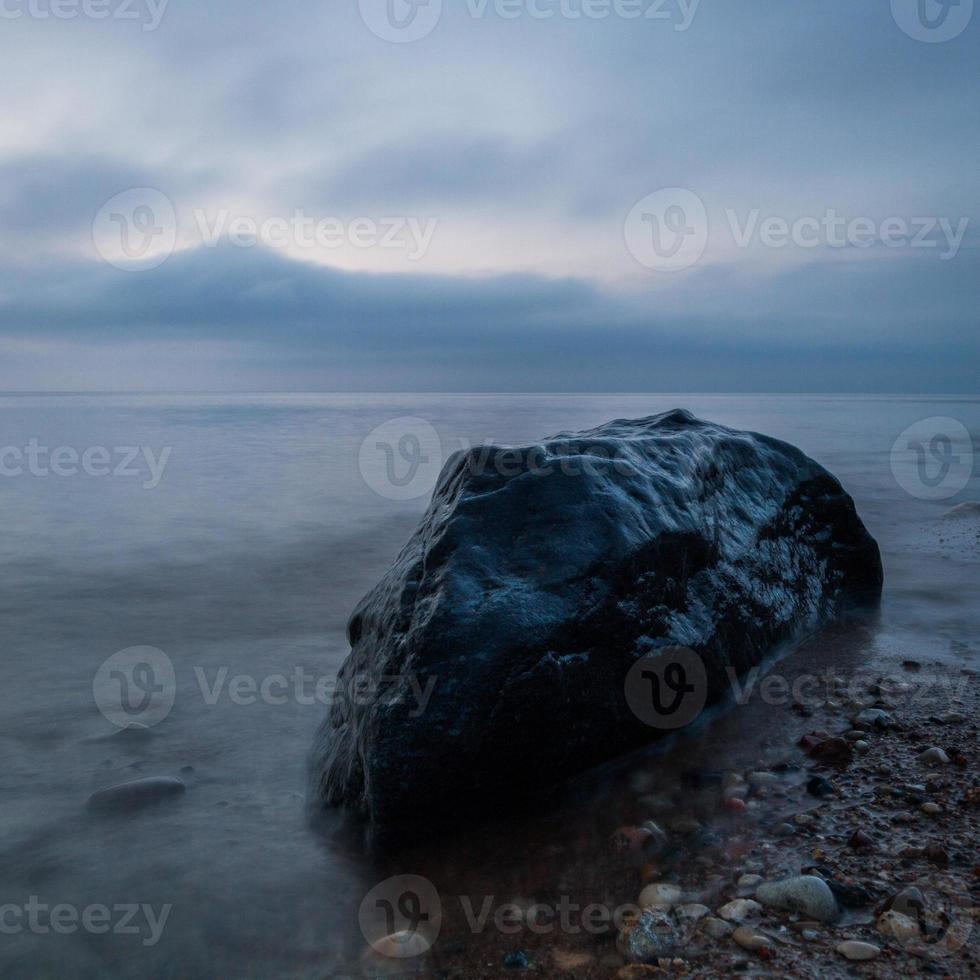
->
[837,940,880,961]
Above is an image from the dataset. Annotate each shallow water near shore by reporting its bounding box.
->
[0,393,976,978]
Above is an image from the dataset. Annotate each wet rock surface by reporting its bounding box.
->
[314,411,882,842]
[755,874,838,922]
[86,776,186,812]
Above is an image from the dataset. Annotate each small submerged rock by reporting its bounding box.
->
[854,708,891,730]
[551,949,594,970]
[612,822,667,863]
[918,747,950,766]
[853,708,891,730]
[87,776,185,812]
[370,931,432,959]
[755,876,837,923]
[941,501,980,521]
[807,776,835,798]
[802,734,854,766]
[848,829,875,851]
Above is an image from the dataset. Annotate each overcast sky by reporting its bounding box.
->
[0,0,976,391]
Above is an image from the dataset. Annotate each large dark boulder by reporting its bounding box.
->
[312,410,882,844]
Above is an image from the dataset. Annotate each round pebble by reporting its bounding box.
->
[717,899,762,922]
[756,876,838,923]
[674,903,710,926]
[700,916,734,940]
[638,882,683,910]
[837,940,880,961]
[733,925,772,951]
[878,909,919,944]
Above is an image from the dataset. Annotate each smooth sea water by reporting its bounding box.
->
[0,394,977,978]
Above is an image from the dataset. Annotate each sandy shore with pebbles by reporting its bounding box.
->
[363,649,978,979]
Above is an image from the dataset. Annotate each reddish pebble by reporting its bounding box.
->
[725,797,746,812]
[611,826,650,855]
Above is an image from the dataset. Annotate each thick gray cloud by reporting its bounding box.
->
[0,242,974,392]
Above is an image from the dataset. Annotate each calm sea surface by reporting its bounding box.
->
[0,394,976,978]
